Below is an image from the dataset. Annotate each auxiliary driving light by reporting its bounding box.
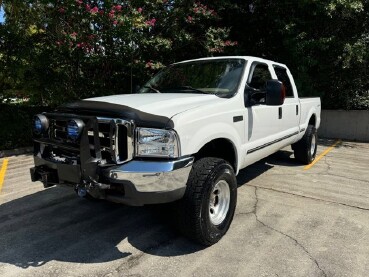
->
[33,114,49,135]
[67,119,85,141]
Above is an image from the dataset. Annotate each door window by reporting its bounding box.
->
[248,63,272,90]
[273,66,294,97]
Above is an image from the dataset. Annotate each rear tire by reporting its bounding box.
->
[293,125,317,164]
[175,157,237,246]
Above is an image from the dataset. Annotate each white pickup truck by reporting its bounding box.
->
[30,56,321,245]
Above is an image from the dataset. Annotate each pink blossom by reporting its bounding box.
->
[146,61,153,68]
[115,5,122,11]
[137,7,143,13]
[109,12,115,19]
[75,0,83,5]
[90,6,99,14]
[145,18,156,27]
[187,16,193,23]
[85,4,91,11]
[70,32,77,37]
[113,20,118,25]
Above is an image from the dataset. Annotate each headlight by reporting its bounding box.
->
[33,114,49,135]
[67,119,85,141]
[136,128,180,158]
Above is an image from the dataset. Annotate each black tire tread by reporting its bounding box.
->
[293,125,317,164]
[175,157,236,245]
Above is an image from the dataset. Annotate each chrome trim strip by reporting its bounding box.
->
[247,131,299,154]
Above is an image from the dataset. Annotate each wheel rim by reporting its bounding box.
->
[209,180,230,226]
[311,134,316,156]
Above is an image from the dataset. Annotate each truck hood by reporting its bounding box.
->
[85,93,224,118]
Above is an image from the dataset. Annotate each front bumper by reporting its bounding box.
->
[30,156,194,206]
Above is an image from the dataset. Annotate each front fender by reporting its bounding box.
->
[176,121,242,174]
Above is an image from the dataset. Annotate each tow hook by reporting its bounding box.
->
[77,187,87,198]
[75,178,110,198]
[87,176,111,190]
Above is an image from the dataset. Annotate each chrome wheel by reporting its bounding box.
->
[311,134,316,156]
[209,180,230,225]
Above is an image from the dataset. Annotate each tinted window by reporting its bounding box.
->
[248,63,272,90]
[273,66,294,97]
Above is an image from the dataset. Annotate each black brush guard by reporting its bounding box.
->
[31,113,112,188]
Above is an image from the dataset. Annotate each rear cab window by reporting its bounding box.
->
[273,65,295,98]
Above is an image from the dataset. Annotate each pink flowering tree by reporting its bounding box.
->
[1,0,237,104]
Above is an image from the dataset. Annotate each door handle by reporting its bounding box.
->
[296,105,299,115]
[278,107,282,119]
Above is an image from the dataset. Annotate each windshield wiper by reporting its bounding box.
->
[163,86,208,94]
[143,85,161,93]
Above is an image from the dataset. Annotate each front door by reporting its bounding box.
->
[243,62,298,166]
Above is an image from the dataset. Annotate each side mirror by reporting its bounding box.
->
[265,80,285,106]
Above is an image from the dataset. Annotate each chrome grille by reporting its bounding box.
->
[49,117,133,164]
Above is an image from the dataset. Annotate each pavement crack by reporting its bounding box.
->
[323,156,331,170]
[324,172,369,184]
[322,156,331,175]
[235,211,254,216]
[252,186,327,277]
[250,184,369,212]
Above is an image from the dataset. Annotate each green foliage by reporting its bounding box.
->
[211,0,369,110]
[0,104,51,150]
[0,0,236,106]
[0,0,368,149]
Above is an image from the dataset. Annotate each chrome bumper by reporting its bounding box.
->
[31,155,194,206]
[106,157,194,193]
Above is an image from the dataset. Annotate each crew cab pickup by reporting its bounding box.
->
[30,56,321,245]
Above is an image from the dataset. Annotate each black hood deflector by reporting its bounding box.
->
[56,100,174,129]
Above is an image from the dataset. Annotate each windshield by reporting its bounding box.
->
[138,59,246,98]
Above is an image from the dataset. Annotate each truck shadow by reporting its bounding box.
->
[0,186,203,268]
[237,149,301,186]
[0,149,302,269]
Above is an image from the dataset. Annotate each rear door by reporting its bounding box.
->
[272,65,300,139]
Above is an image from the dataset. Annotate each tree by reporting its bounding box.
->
[212,0,369,109]
[0,0,237,105]
[1,0,368,109]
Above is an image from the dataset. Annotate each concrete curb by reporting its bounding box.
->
[0,147,33,158]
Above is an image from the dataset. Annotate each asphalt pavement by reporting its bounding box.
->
[0,139,368,277]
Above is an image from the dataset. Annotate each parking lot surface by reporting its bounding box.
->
[0,139,369,277]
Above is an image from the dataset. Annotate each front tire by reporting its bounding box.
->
[175,157,237,246]
[293,125,318,164]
